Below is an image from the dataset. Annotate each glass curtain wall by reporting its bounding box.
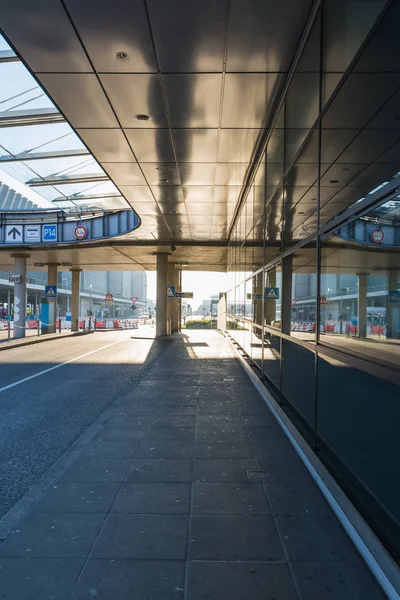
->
[226,0,400,559]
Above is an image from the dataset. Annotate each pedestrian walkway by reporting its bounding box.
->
[0,331,385,599]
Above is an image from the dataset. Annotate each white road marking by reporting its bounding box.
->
[0,339,127,394]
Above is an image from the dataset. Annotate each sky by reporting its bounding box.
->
[146,270,227,310]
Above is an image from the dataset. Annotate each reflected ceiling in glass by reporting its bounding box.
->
[0,33,129,215]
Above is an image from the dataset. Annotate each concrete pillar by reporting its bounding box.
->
[357,272,368,338]
[47,263,58,333]
[156,253,168,337]
[387,272,399,340]
[172,267,181,333]
[70,269,81,332]
[167,263,175,334]
[12,254,28,339]
[264,268,277,327]
[217,292,227,330]
[281,256,293,335]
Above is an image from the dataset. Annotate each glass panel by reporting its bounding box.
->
[288,245,317,341]
[317,350,400,555]
[262,329,281,393]
[264,264,282,329]
[282,338,316,438]
[320,197,400,367]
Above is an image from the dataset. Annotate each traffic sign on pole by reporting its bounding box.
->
[5,225,23,244]
[167,286,175,298]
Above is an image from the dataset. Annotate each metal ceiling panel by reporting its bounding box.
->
[285,163,318,187]
[163,75,222,128]
[376,140,400,163]
[367,87,400,129]
[186,203,213,215]
[77,129,135,162]
[38,74,118,128]
[213,186,242,203]
[222,74,283,128]
[348,163,399,188]
[323,74,400,129]
[219,129,263,163]
[147,0,227,72]
[178,164,215,185]
[99,74,167,128]
[102,163,147,186]
[320,163,367,187]
[64,0,156,73]
[215,163,248,186]
[125,129,174,163]
[125,200,159,215]
[140,163,181,185]
[183,186,214,203]
[172,129,218,162]
[158,202,187,215]
[151,186,184,202]
[338,129,400,164]
[0,0,92,72]
[226,0,313,72]
[320,129,360,163]
[117,186,155,203]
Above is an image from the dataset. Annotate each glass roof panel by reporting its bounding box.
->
[0,123,79,155]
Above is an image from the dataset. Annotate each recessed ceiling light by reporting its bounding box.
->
[159,178,169,183]
[342,167,349,171]
[135,114,150,121]
[298,211,305,215]
[330,179,339,184]
[115,51,128,60]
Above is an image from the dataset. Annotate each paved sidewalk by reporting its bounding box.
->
[0,331,385,599]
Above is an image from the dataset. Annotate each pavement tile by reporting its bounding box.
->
[70,559,185,600]
[276,515,360,561]
[0,557,84,600]
[187,561,298,600]
[194,440,252,459]
[195,425,247,442]
[196,415,242,425]
[144,426,196,441]
[189,515,284,561]
[241,413,278,426]
[111,483,190,514]
[80,440,141,459]
[192,483,271,514]
[155,406,198,416]
[91,514,188,559]
[105,414,152,427]
[0,513,104,558]
[125,459,193,482]
[290,560,386,599]
[93,425,146,443]
[160,393,198,406]
[137,440,194,459]
[265,478,332,515]
[151,414,197,426]
[192,459,257,482]
[58,458,131,483]
[32,482,120,514]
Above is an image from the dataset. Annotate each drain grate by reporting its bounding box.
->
[247,470,270,482]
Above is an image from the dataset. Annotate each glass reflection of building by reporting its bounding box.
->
[226,1,400,560]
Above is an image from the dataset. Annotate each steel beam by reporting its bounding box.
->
[28,174,108,187]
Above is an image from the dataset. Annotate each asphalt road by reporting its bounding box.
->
[0,330,162,519]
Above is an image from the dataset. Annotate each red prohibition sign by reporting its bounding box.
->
[74,225,88,240]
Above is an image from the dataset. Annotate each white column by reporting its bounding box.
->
[70,269,81,332]
[13,254,28,339]
[47,263,58,333]
[156,253,168,337]
[281,256,293,335]
[172,267,181,333]
[357,272,368,338]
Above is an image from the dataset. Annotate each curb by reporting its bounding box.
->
[0,330,94,352]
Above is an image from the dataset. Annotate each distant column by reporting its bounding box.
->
[12,254,28,339]
[357,272,368,338]
[387,272,399,339]
[156,253,168,337]
[70,269,81,332]
[47,263,58,333]
[281,256,293,335]
[172,267,181,333]
[167,263,175,334]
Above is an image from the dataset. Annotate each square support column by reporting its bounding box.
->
[70,269,81,332]
[282,256,293,335]
[47,263,58,333]
[12,254,29,339]
[156,253,168,337]
[357,272,368,338]
[172,267,181,333]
